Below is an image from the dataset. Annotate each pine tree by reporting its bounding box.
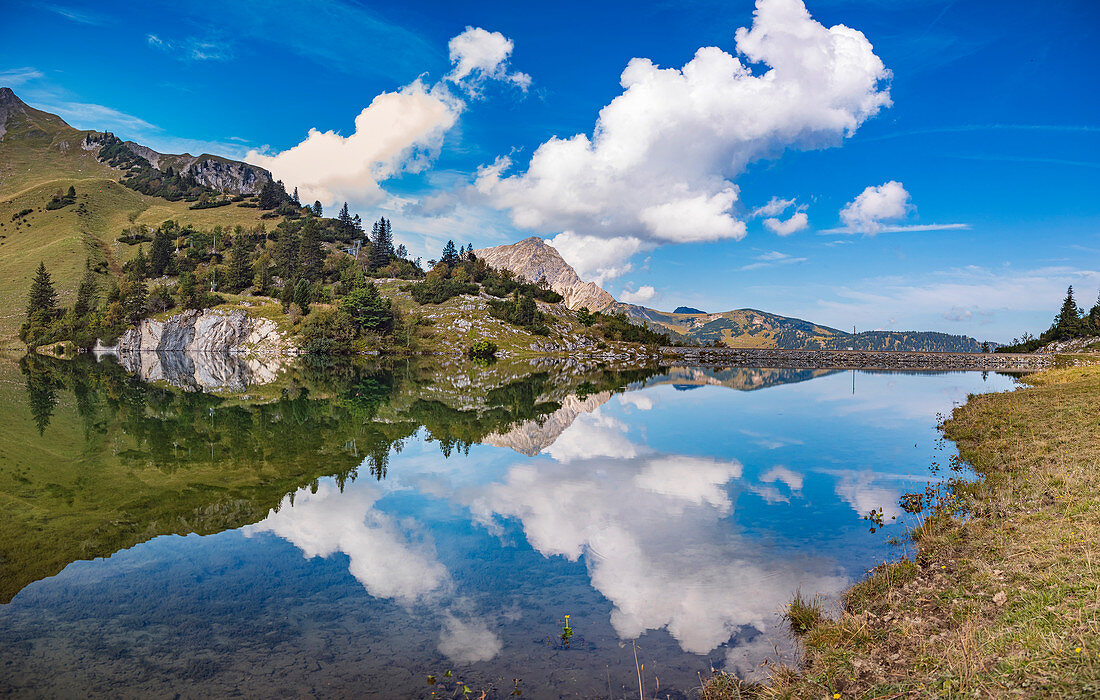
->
[280,278,295,312]
[149,226,172,277]
[370,217,394,269]
[74,267,98,317]
[1050,285,1082,341]
[337,202,354,238]
[312,201,323,217]
[26,262,59,319]
[274,226,300,279]
[226,234,254,292]
[293,279,312,314]
[441,239,458,266]
[298,218,324,282]
[129,245,149,280]
[291,187,300,205]
[177,271,200,310]
[66,185,76,199]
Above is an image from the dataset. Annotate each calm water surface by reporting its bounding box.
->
[0,356,1018,698]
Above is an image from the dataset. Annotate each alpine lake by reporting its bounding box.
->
[0,352,1021,698]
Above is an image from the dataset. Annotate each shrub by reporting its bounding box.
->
[407,278,479,305]
[300,309,357,354]
[467,340,498,360]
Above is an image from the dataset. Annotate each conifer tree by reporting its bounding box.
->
[293,279,312,314]
[280,278,295,312]
[26,262,58,319]
[292,187,300,205]
[149,226,172,277]
[441,239,458,266]
[370,217,394,269]
[226,234,254,292]
[298,218,324,282]
[130,246,149,280]
[312,201,323,217]
[74,266,98,317]
[274,226,300,279]
[337,202,354,238]
[1050,285,1082,341]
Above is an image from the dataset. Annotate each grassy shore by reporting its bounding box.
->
[704,362,1100,698]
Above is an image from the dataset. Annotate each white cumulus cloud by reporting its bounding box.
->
[446,26,531,93]
[838,180,910,234]
[763,211,809,236]
[247,27,525,208]
[477,0,891,280]
[829,181,969,235]
[620,285,657,304]
[751,196,796,218]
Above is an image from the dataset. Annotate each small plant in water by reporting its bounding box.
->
[862,507,894,533]
[561,614,574,646]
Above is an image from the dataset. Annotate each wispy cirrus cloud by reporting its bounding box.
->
[40,4,108,26]
[0,67,44,87]
[739,251,807,272]
[147,34,233,62]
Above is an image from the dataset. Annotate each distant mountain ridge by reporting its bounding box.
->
[473,235,988,352]
[0,87,271,196]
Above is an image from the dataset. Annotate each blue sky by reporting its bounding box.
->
[2,0,1098,341]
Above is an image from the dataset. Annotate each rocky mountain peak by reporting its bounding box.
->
[474,237,616,311]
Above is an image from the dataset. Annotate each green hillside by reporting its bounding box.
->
[0,88,294,344]
[613,303,986,352]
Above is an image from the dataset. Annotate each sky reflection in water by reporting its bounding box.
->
[0,366,1017,698]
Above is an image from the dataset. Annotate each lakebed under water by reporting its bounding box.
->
[0,354,1019,698]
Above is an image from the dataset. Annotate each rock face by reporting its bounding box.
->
[112,351,286,392]
[122,142,271,194]
[107,309,291,356]
[475,237,616,311]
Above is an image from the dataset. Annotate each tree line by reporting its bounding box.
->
[998,285,1100,352]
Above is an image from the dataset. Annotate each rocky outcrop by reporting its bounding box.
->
[475,237,616,311]
[122,143,272,194]
[112,351,286,392]
[105,309,292,356]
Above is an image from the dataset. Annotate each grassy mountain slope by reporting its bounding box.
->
[612,302,985,352]
[0,177,276,345]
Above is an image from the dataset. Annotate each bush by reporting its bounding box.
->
[300,308,357,354]
[487,293,550,335]
[407,278,479,305]
[467,340,498,360]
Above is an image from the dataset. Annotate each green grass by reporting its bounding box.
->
[0,178,283,345]
[701,365,1100,698]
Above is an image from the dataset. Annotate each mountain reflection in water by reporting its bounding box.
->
[0,353,1018,697]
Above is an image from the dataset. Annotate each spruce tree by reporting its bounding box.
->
[226,234,254,292]
[293,279,312,314]
[274,226,300,279]
[149,226,172,277]
[298,218,324,282]
[74,267,98,317]
[370,217,394,269]
[441,239,458,266]
[280,278,295,312]
[292,187,300,205]
[26,262,58,319]
[337,202,353,238]
[1050,285,1082,341]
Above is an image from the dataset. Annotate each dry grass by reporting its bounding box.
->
[702,365,1100,699]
